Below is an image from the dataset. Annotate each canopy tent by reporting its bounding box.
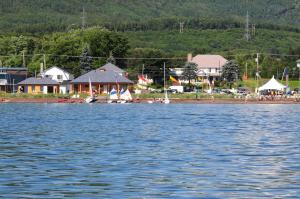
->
[258,76,286,92]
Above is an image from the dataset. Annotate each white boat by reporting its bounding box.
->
[164,91,170,104]
[108,88,118,103]
[85,78,96,103]
[119,89,133,103]
[163,62,170,104]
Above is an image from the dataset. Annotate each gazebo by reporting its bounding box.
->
[258,76,286,94]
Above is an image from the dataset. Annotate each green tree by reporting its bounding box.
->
[127,48,170,84]
[221,60,240,88]
[182,62,198,86]
[83,27,129,67]
[80,47,93,75]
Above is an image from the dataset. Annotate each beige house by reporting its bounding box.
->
[170,54,228,82]
[18,77,59,94]
[188,54,228,80]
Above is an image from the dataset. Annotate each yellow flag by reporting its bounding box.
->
[170,76,179,83]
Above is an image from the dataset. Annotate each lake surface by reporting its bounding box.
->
[0,104,300,198]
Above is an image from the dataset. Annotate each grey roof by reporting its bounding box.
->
[18,77,59,85]
[0,67,28,71]
[99,63,125,73]
[72,70,133,84]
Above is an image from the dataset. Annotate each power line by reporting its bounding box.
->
[0,52,299,60]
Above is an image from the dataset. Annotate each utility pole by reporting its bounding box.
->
[179,22,184,33]
[142,64,145,76]
[43,54,47,69]
[22,51,26,68]
[81,7,86,30]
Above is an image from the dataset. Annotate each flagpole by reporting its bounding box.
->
[256,53,259,93]
[164,62,166,92]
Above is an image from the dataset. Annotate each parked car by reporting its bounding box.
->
[169,86,184,93]
[184,87,194,93]
[164,89,177,94]
[220,89,233,95]
[237,87,251,95]
[212,88,221,94]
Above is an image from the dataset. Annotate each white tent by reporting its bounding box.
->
[258,76,286,92]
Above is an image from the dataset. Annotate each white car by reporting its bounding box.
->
[169,86,184,93]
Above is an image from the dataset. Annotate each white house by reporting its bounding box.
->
[40,66,74,94]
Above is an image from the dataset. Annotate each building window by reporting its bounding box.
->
[32,85,35,92]
[57,75,63,80]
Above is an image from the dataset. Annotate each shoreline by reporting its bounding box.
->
[1,97,300,104]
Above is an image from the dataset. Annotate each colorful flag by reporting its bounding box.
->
[138,75,146,81]
[170,76,179,83]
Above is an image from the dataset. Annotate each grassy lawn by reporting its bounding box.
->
[239,78,300,91]
[0,92,71,99]
[133,93,235,100]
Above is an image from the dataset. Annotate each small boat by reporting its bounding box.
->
[85,78,96,103]
[118,88,133,104]
[164,91,170,104]
[163,62,170,104]
[107,88,118,103]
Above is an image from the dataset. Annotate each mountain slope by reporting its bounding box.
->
[0,0,299,33]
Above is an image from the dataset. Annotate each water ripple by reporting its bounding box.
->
[0,104,300,198]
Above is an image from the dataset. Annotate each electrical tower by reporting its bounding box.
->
[179,22,184,33]
[81,7,86,29]
[252,24,256,36]
[245,11,250,41]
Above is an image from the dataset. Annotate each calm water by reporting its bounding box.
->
[0,104,300,198]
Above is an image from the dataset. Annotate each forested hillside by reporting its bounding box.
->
[0,0,299,33]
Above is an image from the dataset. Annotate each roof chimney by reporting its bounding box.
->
[187,53,193,62]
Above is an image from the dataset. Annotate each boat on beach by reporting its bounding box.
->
[163,62,170,104]
[107,88,119,103]
[85,78,96,103]
[108,88,133,104]
[118,88,133,103]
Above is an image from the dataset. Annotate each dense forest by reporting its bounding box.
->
[0,0,299,33]
[0,0,299,80]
